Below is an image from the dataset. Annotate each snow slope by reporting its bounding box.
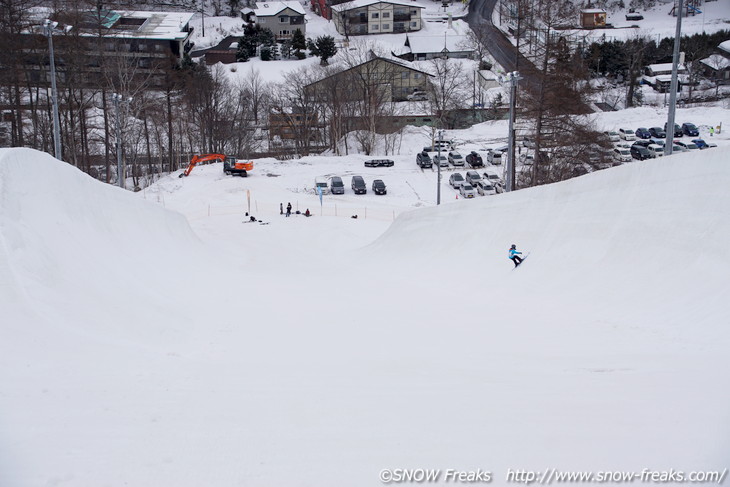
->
[1,147,729,486]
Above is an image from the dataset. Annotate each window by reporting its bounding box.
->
[383,12,390,18]
[401,72,409,79]
[411,21,418,28]
[279,15,289,23]
[372,12,379,18]
[383,23,389,29]
[372,24,379,30]
[281,30,290,35]
[414,73,422,79]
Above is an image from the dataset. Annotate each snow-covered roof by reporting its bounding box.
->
[332,0,425,13]
[700,54,730,70]
[249,1,305,17]
[647,63,686,74]
[719,40,730,55]
[406,35,472,54]
[96,11,193,40]
[581,8,606,14]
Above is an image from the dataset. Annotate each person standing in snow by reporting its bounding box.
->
[509,244,523,267]
[286,202,292,217]
[280,203,284,215]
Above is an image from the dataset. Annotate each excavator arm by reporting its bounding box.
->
[179,153,227,178]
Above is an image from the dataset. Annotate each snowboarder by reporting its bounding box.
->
[509,244,523,267]
[286,202,292,217]
[280,203,283,215]
[304,208,311,217]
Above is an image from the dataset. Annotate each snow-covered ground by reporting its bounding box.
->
[2,101,730,485]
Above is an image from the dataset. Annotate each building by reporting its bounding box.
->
[241,2,306,40]
[642,63,687,92]
[330,0,425,36]
[305,55,433,102]
[21,10,195,87]
[395,34,474,61]
[700,40,730,85]
[579,8,607,29]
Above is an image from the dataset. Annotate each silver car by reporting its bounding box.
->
[475,180,496,196]
[449,172,465,188]
[448,151,465,166]
[459,184,477,198]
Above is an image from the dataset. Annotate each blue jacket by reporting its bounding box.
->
[509,248,521,259]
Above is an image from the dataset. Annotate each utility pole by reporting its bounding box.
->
[42,20,70,161]
[504,71,523,192]
[201,0,206,37]
[113,94,132,189]
[664,0,684,156]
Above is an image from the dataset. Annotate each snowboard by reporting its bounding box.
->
[512,253,529,269]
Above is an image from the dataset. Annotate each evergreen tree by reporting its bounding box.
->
[291,29,306,54]
[307,38,319,56]
[314,35,337,66]
[260,46,271,61]
[280,40,292,59]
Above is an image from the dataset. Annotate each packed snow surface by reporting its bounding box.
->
[1,145,729,486]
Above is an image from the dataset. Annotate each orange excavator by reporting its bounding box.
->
[179,154,255,178]
[179,153,226,178]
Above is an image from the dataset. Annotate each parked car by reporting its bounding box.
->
[674,140,699,151]
[619,128,636,141]
[351,175,367,194]
[613,147,631,163]
[433,154,449,167]
[635,127,652,139]
[692,138,716,149]
[465,151,483,167]
[459,184,477,199]
[487,150,503,165]
[372,179,387,195]
[630,144,651,160]
[315,176,330,194]
[519,153,534,165]
[647,144,664,158]
[364,159,394,167]
[682,122,699,137]
[407,91,428,101]
[449,172,465,188]
[604,131,621,142]
[329,176,345,194]
[626,11,643,20]
[664,123,683,138]
[465,170,482,187]
[632,139,652,148]
[448,151,465,166]
[672,144,687,153]
[649,127,666,138]
[416,151,433,168]
[475,180,497,196]
[649,137,665,147]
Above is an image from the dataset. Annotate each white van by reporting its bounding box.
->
[647,144,664,158]
[314,176,330,194]
[487,150,503,165]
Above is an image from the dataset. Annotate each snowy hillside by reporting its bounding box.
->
[1,146,729,486]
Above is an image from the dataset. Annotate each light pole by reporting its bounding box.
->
[112,94,132,189]
[436,129,443,205]
[503,71,523,192]
[664,0,684,156]
[42,19,70,160]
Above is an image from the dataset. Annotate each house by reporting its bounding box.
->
[579,8,607,29]
[395,34,474,61]
[305,55,433,102]
[310,0,351,20]
[330,0,425,36]
[642,63,687,92]
[700,40,730,85]
[241,2,306,40]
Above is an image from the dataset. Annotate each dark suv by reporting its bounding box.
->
[465,151,483,167]
[630,145,651,161]
[682,123,699,137]
[664,123,683,138]
[351,175,367,194]
[416,151,433,168]
[372,179,387,195]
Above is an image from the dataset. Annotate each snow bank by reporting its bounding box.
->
[2,146,729,486]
